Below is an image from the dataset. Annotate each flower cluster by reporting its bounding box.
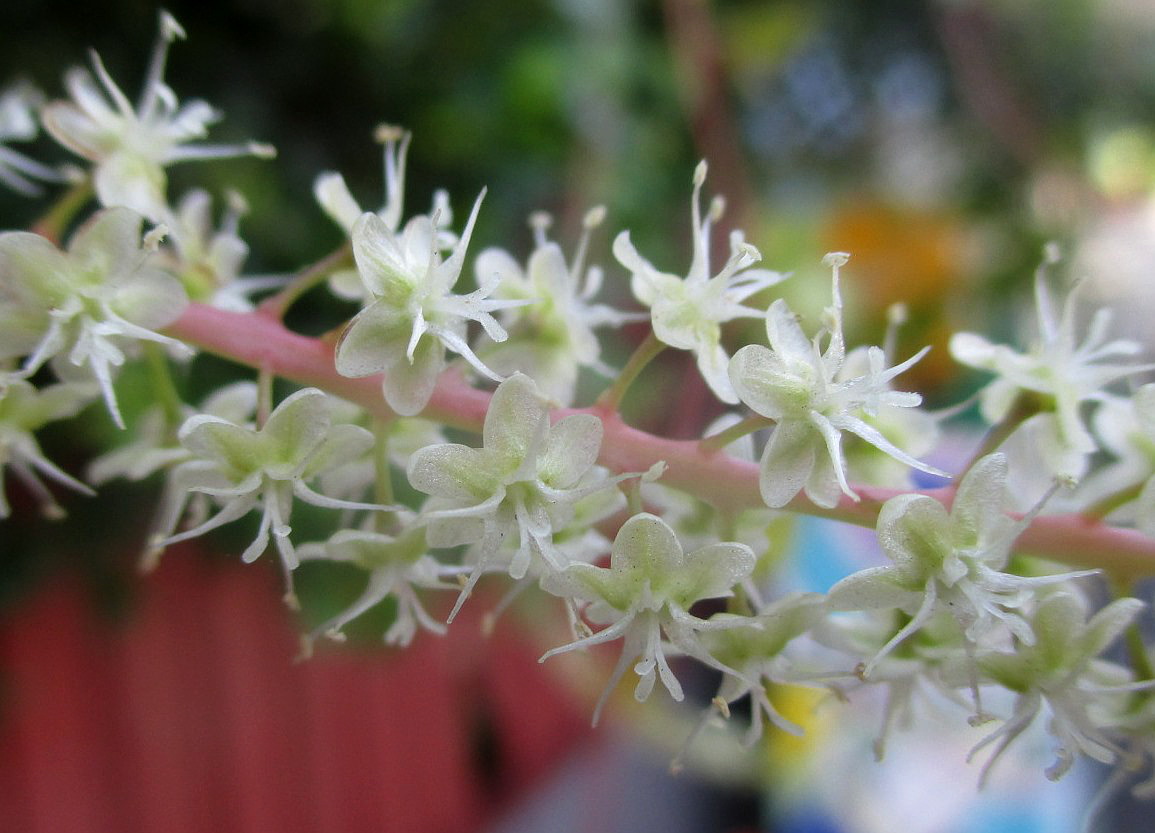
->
[4,12,1155,809]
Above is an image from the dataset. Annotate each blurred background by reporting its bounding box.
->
[2,0,1155,831]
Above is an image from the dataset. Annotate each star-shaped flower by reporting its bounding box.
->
[0,82,64,196]
[0,379,96,518]
[407,373,648,618]
[149,387,386,602]
[971,590,1148,785]
[698,592,827,744]
[539,512,755,724]
[298,522,461,650]
[728,253,945,508]
[613,160,787,404]
[827,453,1094,679]
[0,206,190,428]
[314,124,456,301]
[950,251,1152,481]
[1083,384,1155,535]
[474,207,643,405]
[41,11,273,220]
[334,191,523,416]
[159,189,283,311]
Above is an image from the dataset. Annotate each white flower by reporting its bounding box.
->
[474,206,643,405]
[698,592,827,744]
[87,380,258,485]
[614,160,787,404]
[406,373,648,618]
[298,523,460,649]
[41,11,274,220]
[828,454,1095,679]
[950,251,1151,481]
[314,124,456,301]
[158,189,283,311]
[0,379,97,518]
[0,82,64,196]
[728,253,945,508]
[971,591,1147,785]
[149,388,386,602]
[0,206,190,428]
[334,191,522,416]
[539,512,756,724]
[1082,384,1155,534]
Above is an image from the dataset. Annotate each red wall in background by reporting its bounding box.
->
[0,548,592,833]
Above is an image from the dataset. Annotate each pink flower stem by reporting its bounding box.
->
[168,302,1155,579]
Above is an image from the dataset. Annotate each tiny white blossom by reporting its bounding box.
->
[698,592,827,744]
[314,124,456,301]
[407,373,651,618]
[475,206,644,404]
[334,191,523,416]
[614,160,787,404]
[0,379,97,518]
[828,454,1095,680]
[950,251,1152,481]
[149,388,387,602]
[971,591,1148,785]
[729,253,945,508]
[0,82,64,196]
[158,189,283,311]
[87,380,258,485]
[0,206,190,428]
[540,512,756,725]
[298,523,461,649]
[41,11,274,220]
[1082,384,1155,534]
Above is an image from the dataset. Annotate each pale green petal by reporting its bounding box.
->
[407,443,494,501]
[876,492,949,574]
[0,229,72,305]
[609,512,683,584]
[539,413,602,489]
[561,561,632,611]
[1079,596,1144,660]
[179,415,260,478]
[803,453,843,510]
[758,420,817,508]
[664,541,754,608]
[950,453,1008,548]
[351,211,414,302]
[41,99,108,161]
[827,565,920,610]
[92,153,167,219]
[695,339,738,405]
[425,513,486,548]
[334,301,410,378]
[313,171,361,232]
[481,373,547,470]
[383,333,445,416]
[476,246,527,296]
[111,265,188,329]
[260,388,330,475]
[526,242,568,297]
[949,331,1000,370]
[729,344,778,417]
[764,299,812,358]
[301,423,374,480]
[202,381,258,424]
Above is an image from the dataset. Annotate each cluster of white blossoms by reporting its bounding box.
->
[4,12,1155,805]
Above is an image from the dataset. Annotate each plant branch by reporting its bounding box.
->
[167,301,1155,578]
